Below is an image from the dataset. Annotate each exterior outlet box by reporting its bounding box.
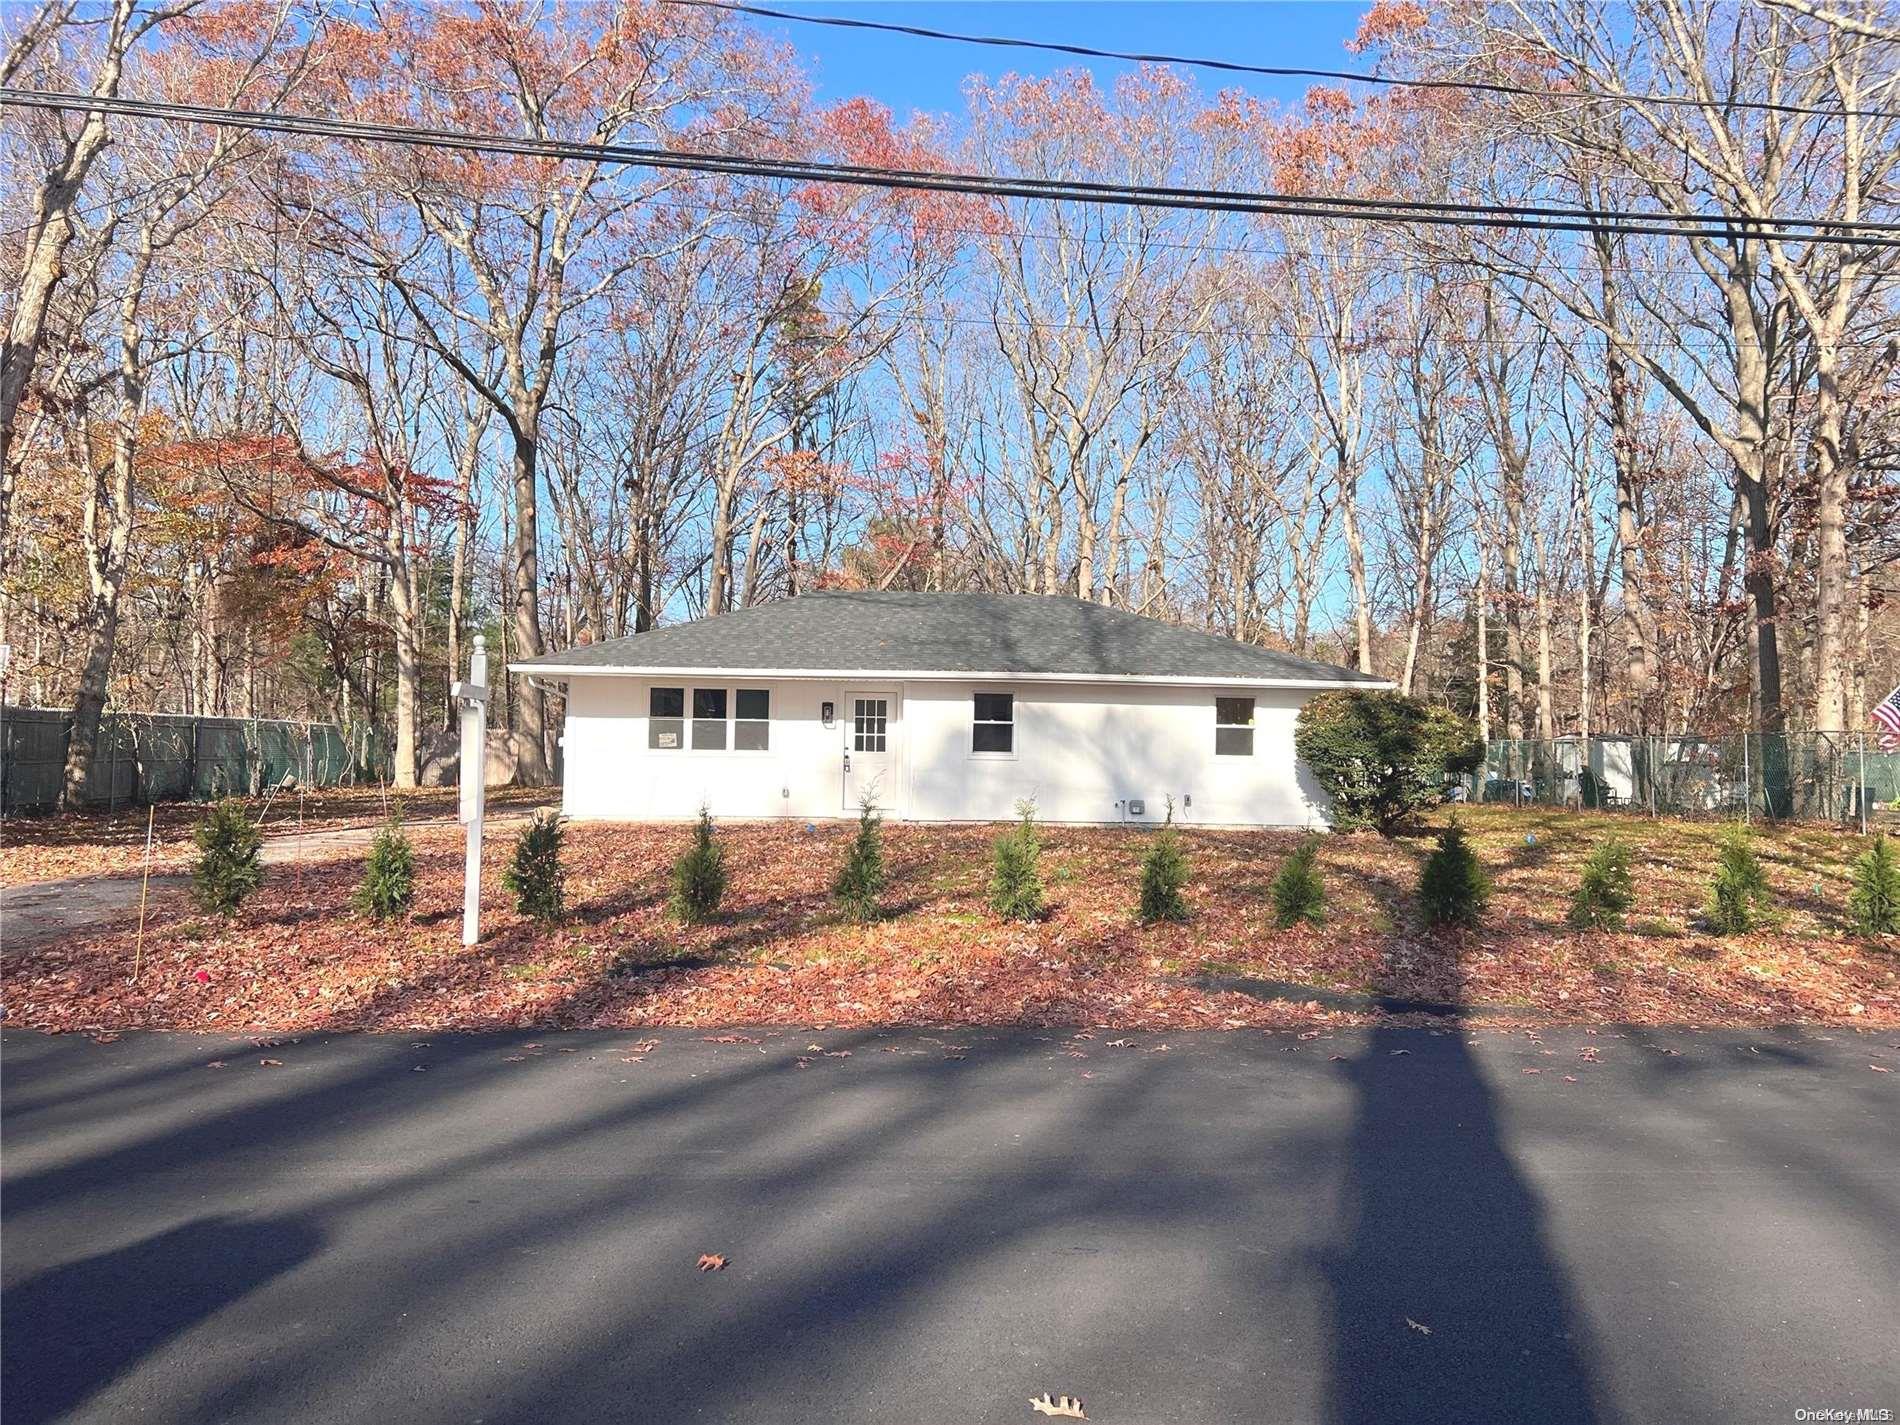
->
[1126,799,1146,818]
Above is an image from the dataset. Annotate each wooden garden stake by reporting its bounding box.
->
[131,804,155,983]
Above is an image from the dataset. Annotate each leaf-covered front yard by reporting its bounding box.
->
[0,785,552,887]
[5,808,1896,1032]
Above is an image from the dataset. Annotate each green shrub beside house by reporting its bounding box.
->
[1294,690,1482,833]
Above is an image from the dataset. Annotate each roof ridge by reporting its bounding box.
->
[514,588,1384,685]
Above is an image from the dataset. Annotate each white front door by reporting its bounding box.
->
[843,690,896,813]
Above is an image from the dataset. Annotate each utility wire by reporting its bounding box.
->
[667,0,1900,123]
[4,87,1897,249]
[27,170,1898,285]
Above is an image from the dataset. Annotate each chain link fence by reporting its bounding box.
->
[0,707,391,814]
[1455,733,1897,826]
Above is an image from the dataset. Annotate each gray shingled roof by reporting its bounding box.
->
[513,592,1383,685]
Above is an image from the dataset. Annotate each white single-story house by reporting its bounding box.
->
[510,591,1387,827]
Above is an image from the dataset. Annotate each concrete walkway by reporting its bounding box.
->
[1,811,542,956]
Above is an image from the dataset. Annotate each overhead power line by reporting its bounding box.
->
[22,159,1900,286]
[667,0,1900,123]
[3,87,1897,250]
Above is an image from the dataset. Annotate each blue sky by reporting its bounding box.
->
[746,1,1375,121]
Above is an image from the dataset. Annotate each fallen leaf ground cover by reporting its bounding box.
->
[0,786,552,887]
[5,808,1894,1033]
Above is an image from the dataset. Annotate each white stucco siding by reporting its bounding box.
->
[559,676,866,821]
[901,680,1327,827]
[558,673,1331,827]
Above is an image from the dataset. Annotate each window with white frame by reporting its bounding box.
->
[652,686,771,752]
[649,687,685,749]
[1215,697,1255,756]
[691,688,728,749]
[972,692,1015,755]
[735,689,770,750]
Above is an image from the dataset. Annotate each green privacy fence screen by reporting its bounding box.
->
[0,707,390,813]
[1458,733,1898,825]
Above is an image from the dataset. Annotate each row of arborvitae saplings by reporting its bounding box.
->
[183,796,1900,940]
[1438,819,1900,939]
[494,798,1207,929]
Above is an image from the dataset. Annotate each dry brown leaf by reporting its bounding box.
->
[1406,1317,1433,1335]
[1029,1393,1086,1419]
[258,1058,284,1067]
[696,1253,727,1271]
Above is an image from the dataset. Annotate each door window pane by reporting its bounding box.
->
[853,699,887,753]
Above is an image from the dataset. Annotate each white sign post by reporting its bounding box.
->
[453,634,490,947]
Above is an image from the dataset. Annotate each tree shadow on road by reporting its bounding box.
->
[1323,927,1617,1424]
[1,1213,322,1425]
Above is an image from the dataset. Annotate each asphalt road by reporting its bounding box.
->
[3,1025,1896,1425]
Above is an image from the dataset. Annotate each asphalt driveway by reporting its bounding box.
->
[2,1024,1896,1424]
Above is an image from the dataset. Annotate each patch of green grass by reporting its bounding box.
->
[1629,917,1686,939]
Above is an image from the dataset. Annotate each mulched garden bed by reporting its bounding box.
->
[6,808,1894,1033]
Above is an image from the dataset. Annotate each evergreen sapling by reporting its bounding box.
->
[670,804,728,923]
[192,798,263,915]
[1137,801,1190,924]
[1567,836,1634,930]
[833,796,889,922]
[504,809,567,924]
[1269,835,1326,928]
[1847,833,1900,938]
[1417,818,1490,928]
[355,816,416,921]
[1705,822,1771,935]
[989,799,1046,921]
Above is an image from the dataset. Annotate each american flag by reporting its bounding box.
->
[1875,682,1900,751]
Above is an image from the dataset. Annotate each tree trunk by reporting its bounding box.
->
[1474,564,1491,744]
[508,425,551,784]
[1340,484,1373,675]
[61,220,151,806]
[0,0,137,555]
[1810,347,1850,731]
[1533,529,1555,740]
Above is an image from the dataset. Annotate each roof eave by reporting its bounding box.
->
[508,662,1390,691]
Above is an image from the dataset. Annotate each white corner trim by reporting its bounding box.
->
[507,663,1392,692]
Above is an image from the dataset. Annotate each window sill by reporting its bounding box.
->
[968,750,1019,762]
